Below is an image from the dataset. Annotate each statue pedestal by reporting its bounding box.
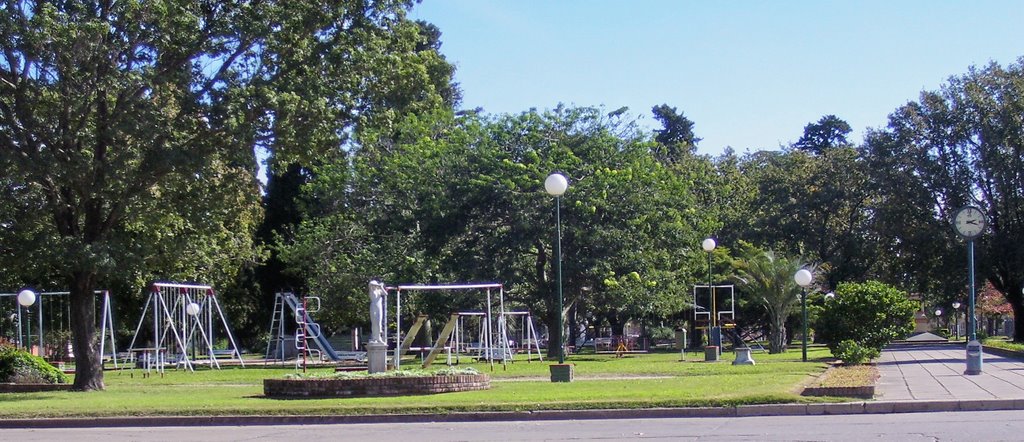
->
[732,347,756,365]
[367,342,388,373]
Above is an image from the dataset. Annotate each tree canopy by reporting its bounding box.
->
[4,4,1024,391]
[0,0,455,390]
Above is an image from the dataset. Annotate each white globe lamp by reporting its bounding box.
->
[186,302,201,316]
[544,173,568,197]
[17,289,36,307]
[794,269,813,287]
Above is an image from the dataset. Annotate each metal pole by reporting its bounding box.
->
[555,195,564,364]
[708,252,714,328]
[37,296,43,355]
[968,240,977,341]
[802,289,808,362]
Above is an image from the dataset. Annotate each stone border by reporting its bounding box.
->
[0,383,72,393]
[264,374,490,398]
[801,385,874,399]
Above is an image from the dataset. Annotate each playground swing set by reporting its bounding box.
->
[127,282,245,375]
[0,289,119,367]
[382,283,543,371]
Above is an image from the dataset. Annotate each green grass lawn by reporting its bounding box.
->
[0,347,837,419]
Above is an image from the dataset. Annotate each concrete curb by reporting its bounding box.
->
[3,399,1024,428]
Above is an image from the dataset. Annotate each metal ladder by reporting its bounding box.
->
[265,294,286,361]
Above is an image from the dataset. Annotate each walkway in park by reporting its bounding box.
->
[875,343,1024,401]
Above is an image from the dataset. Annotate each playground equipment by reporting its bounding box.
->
[0,290,118,366]
[693,284,736,351]
[265,292,366,364]
[127,282,244,373]
[450,311,542,364]
[388,283,514,370]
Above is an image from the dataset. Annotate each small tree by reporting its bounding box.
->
[815,281,917,363]
[732,244,811,354]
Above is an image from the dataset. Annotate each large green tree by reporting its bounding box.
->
[280,105,714,358]
[731,143,875,289]
[862,58,1024,339]
[0,0,451,390]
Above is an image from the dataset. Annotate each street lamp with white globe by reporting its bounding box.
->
[952,302,962,340]
[17,289,36,308]
[794,269,813,362]
[16,289,36,350]
[545,173,568,365]
[702,238,720,352]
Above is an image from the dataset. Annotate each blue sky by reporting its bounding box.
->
[411,1,1024,156]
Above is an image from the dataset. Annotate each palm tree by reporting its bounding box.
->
[733,248,815,354]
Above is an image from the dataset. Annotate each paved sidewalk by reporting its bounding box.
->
[875,343,1024,401]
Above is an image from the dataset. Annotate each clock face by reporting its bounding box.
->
[953,206,986,238]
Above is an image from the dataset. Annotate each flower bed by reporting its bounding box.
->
[264,373,490,398]
[801,364,877,399]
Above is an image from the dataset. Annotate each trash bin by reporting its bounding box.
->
[704,346,720,362]
[965,340,983,375]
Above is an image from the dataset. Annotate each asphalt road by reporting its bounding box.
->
[7,410,1024,441]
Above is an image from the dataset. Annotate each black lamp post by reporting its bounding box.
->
[701,238,718,351]
[794,269,813,362]
[952,302,961,340]
[545,173,568,364]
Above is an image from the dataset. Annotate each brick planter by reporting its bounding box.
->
[0,383,72,393]
[264,374,490,399]
[801,385,875,399]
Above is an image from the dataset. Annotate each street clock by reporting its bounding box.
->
[953,206,987,239]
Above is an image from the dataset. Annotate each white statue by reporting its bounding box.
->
[368,280,386,344]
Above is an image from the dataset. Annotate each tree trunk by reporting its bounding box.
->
[69,271,104,391]
[1013,302,1024,342]
[769,319,787,354]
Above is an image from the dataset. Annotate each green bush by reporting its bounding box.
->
[814,280,917,357]
[647,326,675,344]
[833,340,880,365]
[0,345,70,384]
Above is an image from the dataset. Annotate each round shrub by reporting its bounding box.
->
[833,340,880,365]
[0,346,70,384]
[814,280,917,359]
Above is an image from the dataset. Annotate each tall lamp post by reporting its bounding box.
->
[545,173,569,365]
[952,302,961,340]
[794,269,813,362]
[935,308,943,334]
[17,289,36,351]
[702,238,719,352]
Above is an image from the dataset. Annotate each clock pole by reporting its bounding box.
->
[953,205,985,375]
[965,237,983,375]
[968,239,977,343]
